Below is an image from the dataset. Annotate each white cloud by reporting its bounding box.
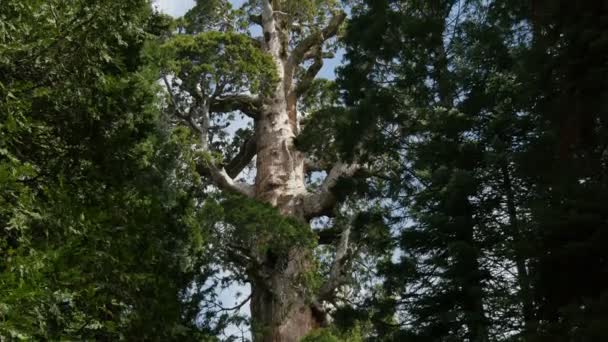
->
[152,0,195,17]
[152,0,246,17]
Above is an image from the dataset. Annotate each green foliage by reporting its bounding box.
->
[302,324,367,342]
[0,0,217,339]
[337,0,608,341]
[180,0,235,34]
[160,31,277,99]
[202,194,316,260]
[5,0,605,340]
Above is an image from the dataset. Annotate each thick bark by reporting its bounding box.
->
[248,3,318,341]
[250,73,314,342]
[250,248,322,342]
[254,0,307,216]
[255,90,306,215]
[251,285,318,342]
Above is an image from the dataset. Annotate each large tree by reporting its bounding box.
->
[158,1,368,341]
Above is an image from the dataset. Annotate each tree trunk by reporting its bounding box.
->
[251,92,317,339]
[254,78,306,216]
[250,248,321,342]
[251,285,317,342]
[249,3,318,340]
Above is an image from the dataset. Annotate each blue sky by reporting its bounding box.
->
[153,0,342,79]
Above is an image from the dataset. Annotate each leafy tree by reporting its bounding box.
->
[153,0,386,340]
[1,1,216,339]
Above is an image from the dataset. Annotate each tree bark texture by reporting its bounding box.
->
[245,2,344,341]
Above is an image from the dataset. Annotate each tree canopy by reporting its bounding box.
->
[1,0,607,341]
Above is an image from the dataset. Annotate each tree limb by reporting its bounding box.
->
[163,75,211,149]
[198,162,255,198]
[225,134,257,178]
[209,94,262,120]
[303,50,335,61]
[303,161,361,219]
[289,11,346,69]
[217,293,252,312]
[318,225,353,300]
[163,80,255,196]
[296,47,324,96]
[210,165,255,197]
[163,75,198,130]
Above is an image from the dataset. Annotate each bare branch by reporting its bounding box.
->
[225,134,257,178]
[296,47,324,96]
[318,225,353,300]
[211,165,255,197]
[303,161,361,219]
[207,293,252,313]
[289,11,346,68]
[209,94,261,119]
[198,163,255,198]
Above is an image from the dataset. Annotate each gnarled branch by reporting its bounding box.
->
[225,134,257,178]
[192,146,255,198]
[163,74,211,149]
[303,161,361,219]
[318,225,353,301]
[163,75,199,131]
[289,11,346,69]
[163,79,255,197]
[209,94,262,120]
[197,162,255,198]
[296,47,324,96]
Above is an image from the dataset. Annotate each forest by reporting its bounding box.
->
[1,0,607,341]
